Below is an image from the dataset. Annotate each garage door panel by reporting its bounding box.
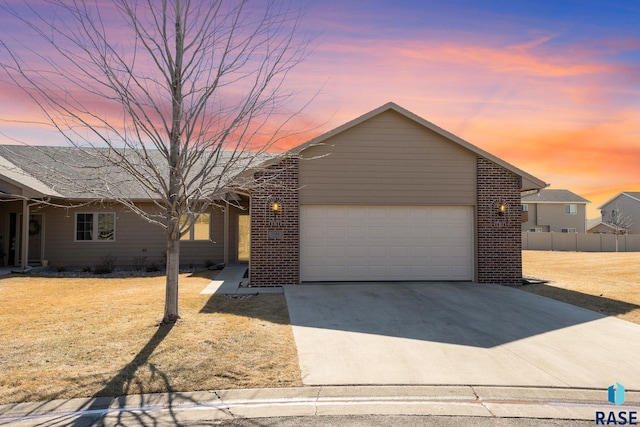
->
[326,246,346,256]
[451,266,471,277]
[388,246,408,257]
[409,265,429,276]
[387,266,409,277]
[367,227,389,238]
[388,226,409,238]
[347,265,367,276]
[449,246,471,257]
[301,205,473,281]
[368,246,387,257]
[409,246,429,257]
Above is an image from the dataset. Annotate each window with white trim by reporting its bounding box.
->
[561,228,577,233]
[564,204,577,215]
[75,213,115,241]
[521,204,529,212]
[180,213,211,241]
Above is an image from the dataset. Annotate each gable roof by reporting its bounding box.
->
[598,192,640,209]
[587,218,620,232]
[289,102,548,191]
[521,189,589,204]
[587,217,630,233]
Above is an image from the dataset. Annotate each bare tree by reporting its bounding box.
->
[603,206,633,252]
[0,0,312,323]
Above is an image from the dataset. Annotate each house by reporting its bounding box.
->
[586,218,620,234]
[0,102,547,285]
[588,192,640,234]
[521,189,589,233]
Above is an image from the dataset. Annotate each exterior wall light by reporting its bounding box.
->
[268,196,282,227]
[496,201,508,216]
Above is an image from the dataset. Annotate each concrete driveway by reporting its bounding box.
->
[284,282,640,388]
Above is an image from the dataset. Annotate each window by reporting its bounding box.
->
[180,213,210,241]
[75,213,115,241]
[564,204,577,215]
[521,204,529,212]
[561,228,577,233]
[529,227,542,232]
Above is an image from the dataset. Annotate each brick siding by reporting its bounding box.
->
[476,156,523,285]
[249,157,299,286]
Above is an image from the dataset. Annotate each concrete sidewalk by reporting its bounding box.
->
[1,385,639,426]
[200,263,282,295]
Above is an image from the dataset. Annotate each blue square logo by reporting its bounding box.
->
[608,382,625,406]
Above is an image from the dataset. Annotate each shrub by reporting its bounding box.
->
[146,262,161,273]
[94,254,117,274]
[132,256,147,271]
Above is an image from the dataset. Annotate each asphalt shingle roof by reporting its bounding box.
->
[521,189,589,204]
[0,145,276,200]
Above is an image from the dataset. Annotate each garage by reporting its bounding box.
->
[249,103,547,286]
[300,205,474,282]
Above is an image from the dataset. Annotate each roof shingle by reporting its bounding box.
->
[521,189,589,204]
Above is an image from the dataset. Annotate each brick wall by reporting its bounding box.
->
[249,157,299,286]
[476,156,523,285]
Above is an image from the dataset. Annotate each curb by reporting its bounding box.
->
[1,385,639,426]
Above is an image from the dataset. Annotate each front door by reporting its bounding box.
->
[16,214,44,266]
[238,214,250,262]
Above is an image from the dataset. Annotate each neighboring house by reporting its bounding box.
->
[0,102,547,285]
[588,192,640,234]
[521,189,589,233]
[586,218,620,234]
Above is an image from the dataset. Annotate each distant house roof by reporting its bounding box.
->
[587,218,627,233]
[598,192,640,209]
[521,189,589,204]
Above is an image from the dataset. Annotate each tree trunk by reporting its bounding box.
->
[163,0,184,325]
[163,221,181,323]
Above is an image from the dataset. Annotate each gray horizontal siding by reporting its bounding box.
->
[10,202,244,269]
[299,110,476,205]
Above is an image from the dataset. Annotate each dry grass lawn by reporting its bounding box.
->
[0,271,301,405]
[522,250,640,325]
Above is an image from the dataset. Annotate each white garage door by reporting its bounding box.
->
[300,205,473,281]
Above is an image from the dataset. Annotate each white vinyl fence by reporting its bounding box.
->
[522,232,640,252]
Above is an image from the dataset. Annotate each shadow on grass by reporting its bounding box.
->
[0,323,190,426]
[199,294,291,326]
[62,322,203,427]
[518,283,640,320]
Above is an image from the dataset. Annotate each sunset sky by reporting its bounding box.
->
[1,0,639,218]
